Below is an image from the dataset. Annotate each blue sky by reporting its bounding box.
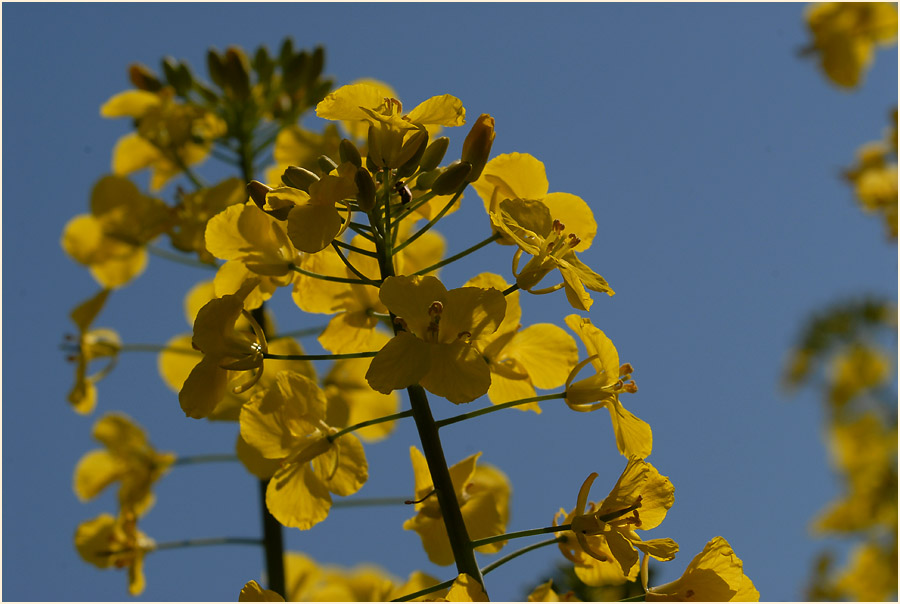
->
[3,3,897,601]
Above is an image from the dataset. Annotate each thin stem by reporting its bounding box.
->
[393,185,465,253]
[331,241,380,285]
[348,223,378,243]
[263,351,378,361]
[332,239,379,258]
[147,245,218,270]
[392,577,457,602]
[436,392,567,428]
[327,409,414,442]
[272,326,329,340]
[290,263,382,286]
[391,190,437,228]
[152,537,263,552]
[470,524,570,550]
[413,232,501,276]
[481,536,566,576]
[118,343,199,355]
[331,496,410,509]
[173,454,239,466]
[502,284,520,296]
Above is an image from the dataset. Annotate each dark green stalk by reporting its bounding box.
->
[470,524,570,549]
[173,454,238,466]
[481,536,566,575]
[151,537,263,551]
[327,409,414,442]
[436,392,567,428]
[263,351,377,361]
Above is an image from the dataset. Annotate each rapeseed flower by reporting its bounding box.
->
[75,507,154,596]
[65,289,120,414]
[644,536,758,601]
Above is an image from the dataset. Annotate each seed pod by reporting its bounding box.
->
[431,161,472,195]
[419,137,450,172]
[282,166,319,192]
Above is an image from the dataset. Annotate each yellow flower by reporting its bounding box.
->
[239,580,285,602]
[317,82,465,168]
[805,2,898,88]
[404,447,510,566]
[527,580,581,602]
[178,283,268,419]
[64,289,120,414]
[101,87,225,190]
[556,459,678,586]
[240,371,368,529]
[827,343,892,409]
[833,540,897,602]
[279,161,359,253]
[844,140,898,239]
[644,536,759,602]
[431,574,489,602]
[61,175,172,288]
[365,275,507,404]
[169,177,247,263]
[324,353,400,442]
[564,315,652,459]
[73,413,175,516]
[74,507,154,596]
[466,273,578,411]
[205,201,301,308]
[263,123,343,187]
[491,197,613,311]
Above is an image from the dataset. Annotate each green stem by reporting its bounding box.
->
[383,170,395,264]
[173,454,239,466]
[290,263,381,286]
[146,245,218,270]
[436,392,566,428]
[327,409,414,442]
[151,537,263,552]
[391,190,437,228]
[393,185,465,253]
[332,239,379,258]
[391,577,457,602]
[263,351,377,361]
[331,496,410,509]
[481,536,567,576]
[502,284,520,296]
[118,343,199,355]
[413,232,501,276]
[470,524,570,549]
[331,241,380,285]
[271,326,329,340]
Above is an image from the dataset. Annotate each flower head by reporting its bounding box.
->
[64,289,120,414]
[365,275,506,404]
[75,507,154,596]
[556,459,677,586]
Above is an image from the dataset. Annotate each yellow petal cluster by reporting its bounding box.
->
[65,289,120,414]
[74,508,154,596]
[645,536,758,602]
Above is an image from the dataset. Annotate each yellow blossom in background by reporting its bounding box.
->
[404,447,510,566]
[429,574,489,602]
[826,342,892,409]
[61,175,172,288]
[365,275,507,404]
[843,113,899,239]
[264,123,343,186]
[239,371,368,529]
[74,508,154,596]
[491,197,612,311]
[178,283,268,419]
[65,288,119,414]
[527,580,581,602]
[644,536,759,602]
[466,273,578,411]
[832,540,898,602]
[73,413,175,515]
[239,580,284,602]
[556,459,677,586]
[280,161,358,253]
[564,315,652,458]
[472,152,597,252]
[169,177,247,263]
[101,87,225,190]
[323,352,400,442]
[805,2,898,88]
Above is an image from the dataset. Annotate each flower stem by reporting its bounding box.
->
[481,536,567,576]
[391,577,457,602]
[331,496,410,509]
[263,351,377,361]
[146,245,218,270]
[331,241,379,285]
[327,409,414,442]
[272,326,329,340]
[393,185,465,254]
[470,524,570,549]
[332,239,379,258]
[118,343,199,355]
[413,232,502,276]
[502,284,520,296]
[173,454,238,466]
[436,392,567,428]
[151,536,263,552]
[290,263,382,286]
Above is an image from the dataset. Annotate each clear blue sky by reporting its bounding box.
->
[3,3,897,601]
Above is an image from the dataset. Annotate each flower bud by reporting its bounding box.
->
[419,137,450,172]
[247,180,272,210]
[355,168,377,212]
[223,47,251,100]
[396,131,430,179]
[461,114,495,181]
[414,169,440,191]
[317,155,339,174]
[431,161,472,195]
[282,166,319,192]
[339,139,362,168]
[128,63,162,92]
[162,57,193,97]
[394,129,429,171]
[206,49,227,88]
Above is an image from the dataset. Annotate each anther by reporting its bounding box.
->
[619,363,634,376]
[552,219,565,234]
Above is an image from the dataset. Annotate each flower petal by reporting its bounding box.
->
[365,332,431,394]
[420,340,491,404]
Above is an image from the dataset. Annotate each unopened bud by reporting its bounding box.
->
[461,114,495,181]
[431,161,472,195]
[206,49,227,87]
[128,63,162,92]
[394,129,428,171]
[339,139,362,169]
[419,137,450,172]
[367,124,384,169]
[355,168,377,212]
[396,130,430,179]
[223,47,251,100]
[317,155,339,174]
[247,181,272,210]
[414,169,440,191]
[282,166,319,192]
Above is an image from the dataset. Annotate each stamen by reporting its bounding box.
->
[405,489,436,505]
[393,316,410,332]
[552,219,565,234]
[619,363,634,376]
